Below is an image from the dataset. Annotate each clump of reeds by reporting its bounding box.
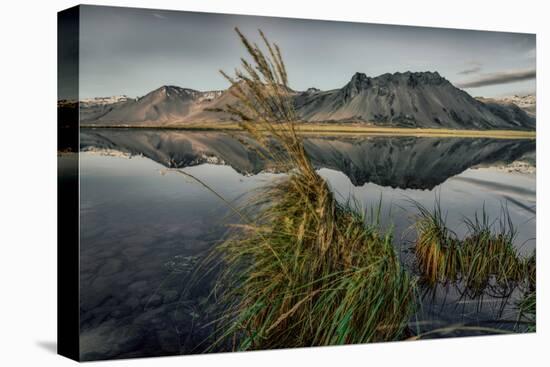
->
[413,199,461,285]
[517,250,535,331]
[524,250,536,292]
[460,208,522,293]
[413,201,532,296]
[517,290,536,332]
[199,28,416,350]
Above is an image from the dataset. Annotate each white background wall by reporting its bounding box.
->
[0,0,547,365]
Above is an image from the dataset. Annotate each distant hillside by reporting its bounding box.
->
[80,86,224,124]
[476,94,536,118]
[79,72,535,130]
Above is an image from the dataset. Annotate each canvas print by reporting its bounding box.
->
[58,5,536,361]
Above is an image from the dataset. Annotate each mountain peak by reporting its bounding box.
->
[341,72,372,100]
[303,87,321,94]
[371,71,447,85]
[349,72,371,87]
[158,85,195,92]
[146,85,202,100]
[157,85,181,92]
[408,71,445,84]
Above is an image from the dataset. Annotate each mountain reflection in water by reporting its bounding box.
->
[75,129,535,360]
[80,129,535,190]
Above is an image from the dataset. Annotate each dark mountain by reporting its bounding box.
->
[294,72,534,129]
[81,72,535,130]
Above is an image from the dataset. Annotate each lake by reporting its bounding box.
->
[75,129,536,360]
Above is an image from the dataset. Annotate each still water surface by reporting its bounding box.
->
[77,130,535,360]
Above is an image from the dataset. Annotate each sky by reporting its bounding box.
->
[76,5,536,99]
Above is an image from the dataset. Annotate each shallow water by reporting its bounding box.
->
[76,130,536,360]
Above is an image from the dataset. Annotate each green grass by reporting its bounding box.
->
[517,290,536,332]
[413,201,534,297]
[210,176,415,349]
[189,28,416,351]
[460,208,522,294]
[517,251,536,331]
[413,198,461,285]
[413,201,536,333]
[179,28,535,350]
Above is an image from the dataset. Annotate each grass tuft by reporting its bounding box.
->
[413,198,461,285]
[413,201,533,297]
[517,290,536,332]
[516,250,536,331]
[460,207,521,294]
[199,28,416,350]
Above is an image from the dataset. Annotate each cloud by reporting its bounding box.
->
[457,60,482,75]
[456,68,536,88]
[525,48,536,60]
[457,61,482,75]
[152,13,166,19]
[457,66,482,75]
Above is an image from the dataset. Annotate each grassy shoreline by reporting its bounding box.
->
[80,122,536,139]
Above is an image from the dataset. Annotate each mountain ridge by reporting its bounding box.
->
[79,71,535,130]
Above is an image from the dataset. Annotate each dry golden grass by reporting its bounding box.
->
[188,28,416,351]
[171,28,536,348]
[413,201,535,298]
[81,122,535,139]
